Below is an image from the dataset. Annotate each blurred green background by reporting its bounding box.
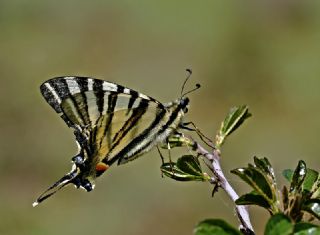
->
[1,1,320,234]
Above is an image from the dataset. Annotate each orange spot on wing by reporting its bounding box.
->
[96,162,109,172]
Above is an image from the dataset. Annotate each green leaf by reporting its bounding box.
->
[254,156,276,183]
[283,169,294,182]
[293,223,320,235]
[290,161,307,193]
[176,155,203,177]
[194,219,241,235]
[283,168,318,192]
[231,166,275,202]
[264,214,293,235]
[161,156,210,182]
[302,199,320,220]
[161,163,203,181]
[236,191,271,210]
[303,169,319,192]
[216,105,251,148]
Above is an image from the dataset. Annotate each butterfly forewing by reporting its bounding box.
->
[40,77,162,132]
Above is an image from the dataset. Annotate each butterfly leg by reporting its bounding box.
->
[156,145,165,165]
[166,138,174,173]
[156,141,174,174]
[180,121,214,149]
[156,146,165,177]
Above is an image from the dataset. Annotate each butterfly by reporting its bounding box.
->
[33,73,196,206]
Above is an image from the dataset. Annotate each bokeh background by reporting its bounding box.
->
[1,1,320,234]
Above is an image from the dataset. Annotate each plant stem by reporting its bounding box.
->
[195,142,255,234]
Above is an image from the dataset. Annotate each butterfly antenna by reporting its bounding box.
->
[180,69,201,98]
[180,69,193,97]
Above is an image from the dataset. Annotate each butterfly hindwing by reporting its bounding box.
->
[91,101,167,165]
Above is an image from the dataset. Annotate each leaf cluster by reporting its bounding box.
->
[159,105,320,234]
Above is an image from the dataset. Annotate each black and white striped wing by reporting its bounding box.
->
[40,77,167,164]
[90,98,167,165]
[40,76,163,131]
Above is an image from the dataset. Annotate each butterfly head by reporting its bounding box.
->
[179,97,189,113]
[179,68,200,114]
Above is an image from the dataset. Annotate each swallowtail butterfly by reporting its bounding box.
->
[33,75,194,206]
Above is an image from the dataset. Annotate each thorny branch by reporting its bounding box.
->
[194,141,255,234]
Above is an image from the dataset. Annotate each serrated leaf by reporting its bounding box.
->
[161,162,208,182]
[265,214,293,235]
[290,161,307,193]
[177,155,203,176]
[236,191,271,210]
[231,166,275,202]
[254,156,276,183]
[302,199,320,220]
[293,223,320,235]
[194,219,241,235]
[215,105,251,148]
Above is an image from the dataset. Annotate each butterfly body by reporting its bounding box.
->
[34,76,189,206]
